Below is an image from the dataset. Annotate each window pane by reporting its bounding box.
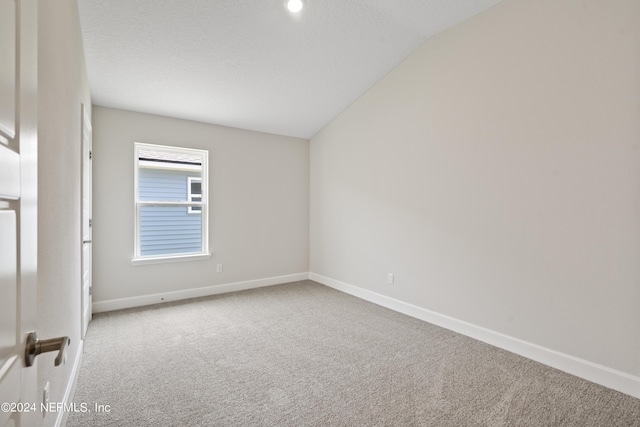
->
[135,142,208,261]
[190,181,201,195]
[139,205,202,256]
[139,168,201,202]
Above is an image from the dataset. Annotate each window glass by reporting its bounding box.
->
[134,143,208,260]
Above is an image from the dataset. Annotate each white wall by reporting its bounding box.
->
[38,0,92,425]
[311,0,640,382]
[92,106,309,305]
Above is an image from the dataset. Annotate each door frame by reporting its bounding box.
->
[81,103,92,339]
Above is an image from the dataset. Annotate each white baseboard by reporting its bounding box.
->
[92,272,310,313]
[310,272,640,399]
[57,339,84,427]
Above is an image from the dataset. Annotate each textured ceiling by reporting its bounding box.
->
[77,0,502,139]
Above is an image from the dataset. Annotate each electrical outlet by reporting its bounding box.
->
[387,273,394,285]
[216,264,223,273]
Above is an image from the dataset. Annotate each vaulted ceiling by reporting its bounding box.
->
[78,0,502,139]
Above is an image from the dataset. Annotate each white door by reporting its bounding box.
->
[0,0,39,426]
[81,105,93,339]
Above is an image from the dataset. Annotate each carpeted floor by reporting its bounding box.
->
[67,280,640,426]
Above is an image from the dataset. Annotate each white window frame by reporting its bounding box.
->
[132,142,211,265]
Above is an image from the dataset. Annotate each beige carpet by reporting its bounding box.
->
[67,280,640,426]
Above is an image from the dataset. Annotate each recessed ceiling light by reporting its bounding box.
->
[286,0,303,13]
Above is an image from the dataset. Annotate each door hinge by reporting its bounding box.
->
[89,287,93,296]
[89,150,92,160]
[89,218,92,228]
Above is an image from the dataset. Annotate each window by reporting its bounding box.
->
[133,143,210,264]
[187,177,202,213]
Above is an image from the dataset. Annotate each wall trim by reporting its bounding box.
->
[56,340,84,427]
[92,272,310,313]
[309,272,640,399]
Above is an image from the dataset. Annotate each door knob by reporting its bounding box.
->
[24,332,70,367]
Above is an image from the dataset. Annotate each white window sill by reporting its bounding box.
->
[131,253,212,266]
